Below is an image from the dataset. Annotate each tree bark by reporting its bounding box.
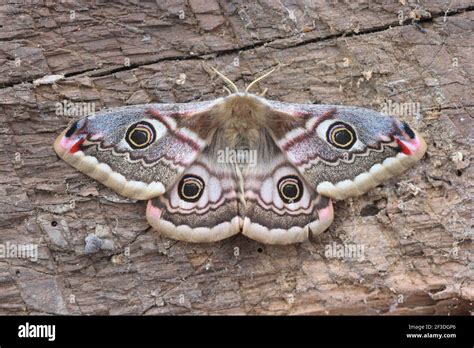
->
[0,0,472,315]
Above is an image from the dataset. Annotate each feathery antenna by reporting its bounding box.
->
[211,67,239,94]
[245,66,279,93]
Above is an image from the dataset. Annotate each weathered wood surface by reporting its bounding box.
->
[0,1,472,315]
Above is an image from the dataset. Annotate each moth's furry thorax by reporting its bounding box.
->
[211,93,270,148]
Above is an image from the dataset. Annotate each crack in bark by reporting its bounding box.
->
[0,6,472,90]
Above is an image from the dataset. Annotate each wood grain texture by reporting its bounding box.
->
[0,0,472,315]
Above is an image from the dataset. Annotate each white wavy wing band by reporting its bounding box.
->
[316,131,427,200]
[54,131,165,200]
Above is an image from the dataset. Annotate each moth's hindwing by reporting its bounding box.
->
[146,140,242,243]
[241,135,333,245]
[54,102,219,200]
[266,102,427,200]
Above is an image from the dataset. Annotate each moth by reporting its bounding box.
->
[54,69,426,245]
